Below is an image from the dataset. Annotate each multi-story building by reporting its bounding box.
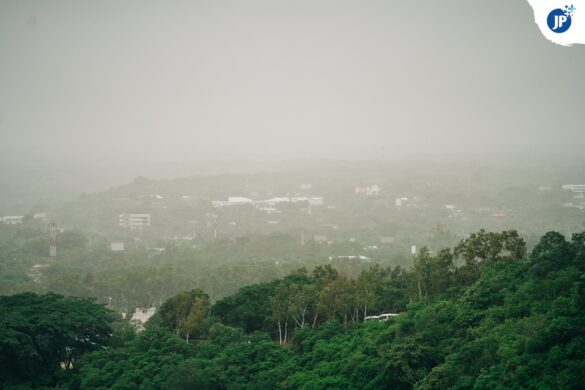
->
[119,213,151,229]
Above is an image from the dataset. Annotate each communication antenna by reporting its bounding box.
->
[48,221,57,257]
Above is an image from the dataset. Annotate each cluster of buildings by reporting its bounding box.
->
[560,184,585,210]
[1,215,24,224]
[212,196,324,209]
[0,213,49,225]
[562,184,585,198]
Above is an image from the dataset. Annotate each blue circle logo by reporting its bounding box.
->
[547,7,573,33]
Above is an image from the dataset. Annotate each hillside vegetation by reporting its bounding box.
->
[1,230,584,389]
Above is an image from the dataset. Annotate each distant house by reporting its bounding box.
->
[355,185,380,196]
[119,214,151,229]
[33,213,48,221]
[328,255,372,262]
[2,216,24,225]
[111,242,125,251]
[212,197,254,208]
[130,307,156,332]
[562,184,585,193]
[213,196,324,208]
[562,185,585,199]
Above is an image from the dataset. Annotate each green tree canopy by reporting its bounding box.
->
[0,292,112,388]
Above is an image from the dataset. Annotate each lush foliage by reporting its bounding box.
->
[3,230,585,389]
[0,293,112,388]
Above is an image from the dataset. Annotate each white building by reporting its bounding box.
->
[111,242,125,251]
[212,197,254,208]
[395,197,408,207]
[355,185,380,196]
[262,196,324,206]
[212,196,324,209]
[33,213,48,221]
[2,216,24,225]
[119,214,151,229]
[328,255,372,262]
[130,307,156,332]
[562,184,585,193]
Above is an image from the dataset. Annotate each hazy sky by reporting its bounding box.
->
[1,0,584,169]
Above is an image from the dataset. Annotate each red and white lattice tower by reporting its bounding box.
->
[48,221,57,257]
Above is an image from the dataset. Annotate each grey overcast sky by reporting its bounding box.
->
[0,0,584,170]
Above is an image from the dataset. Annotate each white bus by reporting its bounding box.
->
[364,313,399,322]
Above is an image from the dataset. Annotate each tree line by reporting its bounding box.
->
[211,229,527,344]
[1,229,584,388]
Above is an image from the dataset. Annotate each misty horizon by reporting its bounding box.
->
[1,0,585,173]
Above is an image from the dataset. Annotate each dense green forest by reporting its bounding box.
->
[2,229,584,389]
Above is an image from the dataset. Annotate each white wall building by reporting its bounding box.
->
[119,213,151,229]
[130,307,156,331]
[562,184,585,193]
[355,185,380,196]
[111,242,125,251]
[33,213,48,221]
[2,216,24,225]
[212,196,324,209]
[212,197,254,208]
[395,197,408,207]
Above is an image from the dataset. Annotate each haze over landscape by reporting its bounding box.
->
[1,1,585,198]
[1,1,585,389]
